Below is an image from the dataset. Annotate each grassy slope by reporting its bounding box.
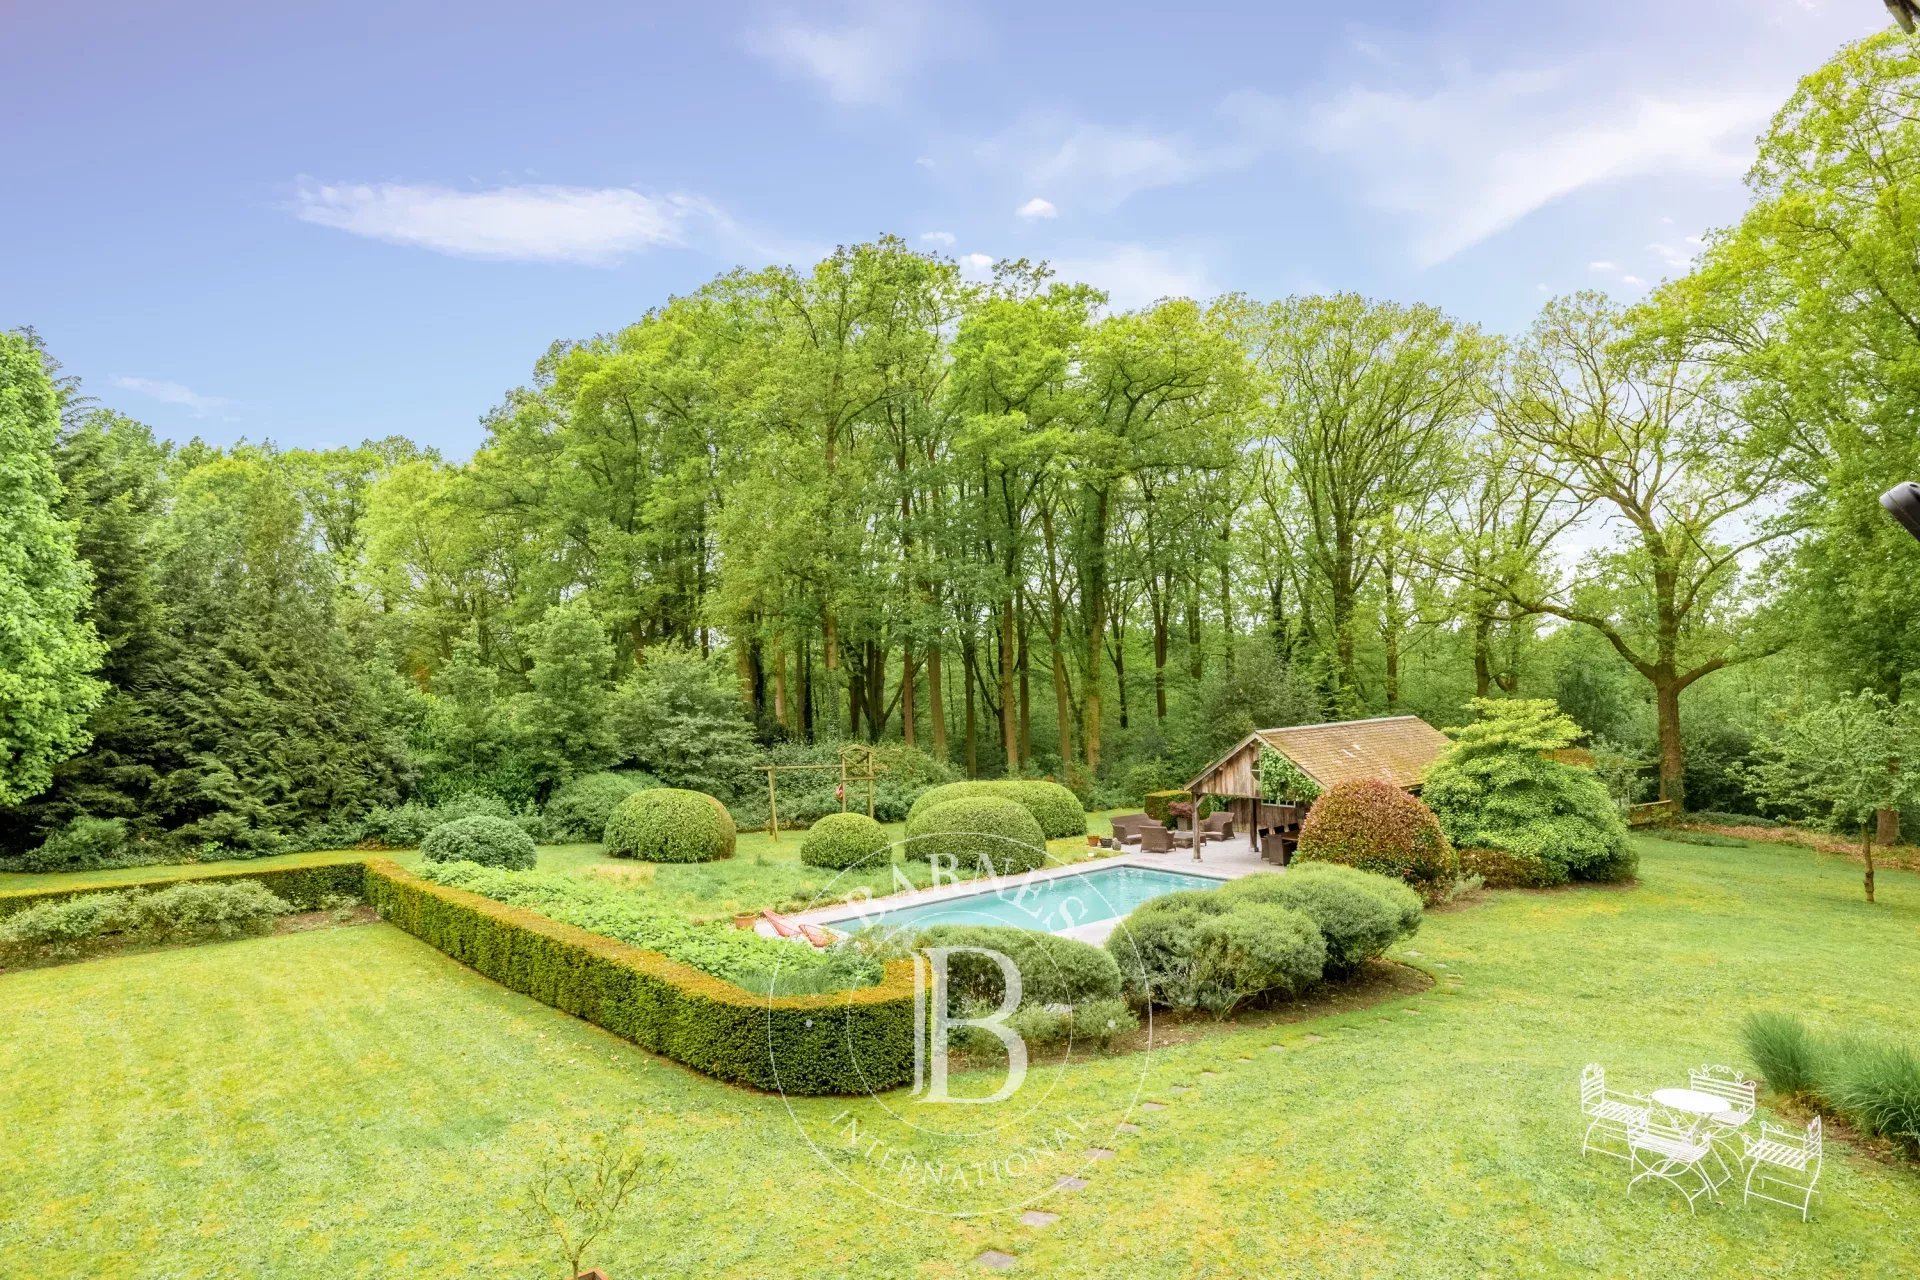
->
[3,835,1918,1277]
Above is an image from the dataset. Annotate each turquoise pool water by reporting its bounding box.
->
[837,865,1225,934]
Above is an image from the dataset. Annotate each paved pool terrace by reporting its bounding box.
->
[766,835,1277,944]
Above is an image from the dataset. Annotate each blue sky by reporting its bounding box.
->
[1,0,1883,456]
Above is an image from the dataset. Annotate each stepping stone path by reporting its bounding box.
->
[1199,1070,1220,1078]
[1116,1123,1141,1134]
[1236,1055,1253,1062]
[1020,1211,1060,1228]
[1054,1175,1088,1192]
[1403,1007,1423,1016]
[1140,1101,1167,1111]
[1087,1148,1115,1161]
[1267,1044,1286,1052]
[1303,1034,1324,1043]
[977,1249,1018,1271]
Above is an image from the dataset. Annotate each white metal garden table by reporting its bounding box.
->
[1651,1088,1739,1188]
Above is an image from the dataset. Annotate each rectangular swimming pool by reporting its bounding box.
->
[835,864,1225,935]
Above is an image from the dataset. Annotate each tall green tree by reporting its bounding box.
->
[1484,294,1794,808]
[0,332,104,806]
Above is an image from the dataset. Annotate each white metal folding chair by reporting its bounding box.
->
[1743,1115,1823,1221]
[1627,1116,1721,1214]
[1688,1064,1756,1135]
[1579,1063,1650,1161]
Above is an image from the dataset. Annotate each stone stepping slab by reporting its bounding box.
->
[1020,1210,1060,1228]
[1054,1175,1088,1191]
[977,1249,1018,1270]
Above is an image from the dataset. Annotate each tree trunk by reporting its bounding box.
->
[1218,551,1234,678]
[999,600,1018,774]
[1876,806,1900,847]
[1472,614,1492,699]
[1017,618,1031,770]
[1384,626,1400,711]
[900,644,916,748]
[1654,675,1686,809]
[1862,825,1878,904]
[963,636,979,778]
[928,645,948,759]
[1153,618,1169,721]
[772,640,789,731]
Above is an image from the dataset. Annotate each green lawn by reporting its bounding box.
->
[3,835,1918,1277]
[0,816,1118,919]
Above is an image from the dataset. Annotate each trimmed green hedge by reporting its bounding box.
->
[0,857,370,921]
[800,812,892,870]
[1143,790,1192,823]
[903,797,1048,874]
[364,861,918,1095]
[906,781,1087,839]
[603,788,736,862]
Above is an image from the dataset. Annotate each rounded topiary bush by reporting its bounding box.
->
[801,811,892,870]
[420,815,538,870]
[603,787,736,862]
[1221,863,1420,976]
[544,771,656,841]
[903,796,1047,874]
[906,780,1087,839]
[1192,903,1326,1013]
[1295,779,1456,899]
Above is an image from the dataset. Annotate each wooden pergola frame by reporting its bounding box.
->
[759,744,888,841]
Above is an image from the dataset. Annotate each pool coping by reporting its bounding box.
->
[764,850,1268,945]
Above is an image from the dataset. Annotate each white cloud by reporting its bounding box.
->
[920,230,957,246]
[1046,243,1213,310]
[977,114,1231,212]
[1620,274,1646,286]
[1588,260,1618,272]
[1648,240,1696,268]
[1294,69,1776,266]
[958,251,995,280]
[1016,196,1058,219]
[915,155,936,169]
[746,1,943,106]
[111,375,234,418]
[290,180,714,264]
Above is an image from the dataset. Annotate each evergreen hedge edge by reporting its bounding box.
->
[363,860,920,1095]
[0,857,370,921]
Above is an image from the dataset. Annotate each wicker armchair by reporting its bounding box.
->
[1140,824,1174,854]
[1200,811,1234,842]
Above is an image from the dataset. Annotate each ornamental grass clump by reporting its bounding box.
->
[420,815,538,870]
[800,811,892,870]
[1294,779,1456,900]
[1421,698,1634,886]
[902,797,1047,874]
[603,787,736,863]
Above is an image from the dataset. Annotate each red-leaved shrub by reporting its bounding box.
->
[1295,779,1456,900]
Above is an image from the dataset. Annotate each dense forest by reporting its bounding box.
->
[5,35,1920,866]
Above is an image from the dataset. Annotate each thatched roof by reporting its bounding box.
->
[1186,715,1452,796]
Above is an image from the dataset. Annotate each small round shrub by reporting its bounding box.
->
[1192,904,1326,1013]
[420,815,538,869]
[801,811,892,870]
[603,787,736,863]
[1221,864,1420,976]
[917,924,1123,1007]
[544,771,656,841]
[906,780,1087,839]
[903,797,1047,874]
[1295,779,1456,898]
